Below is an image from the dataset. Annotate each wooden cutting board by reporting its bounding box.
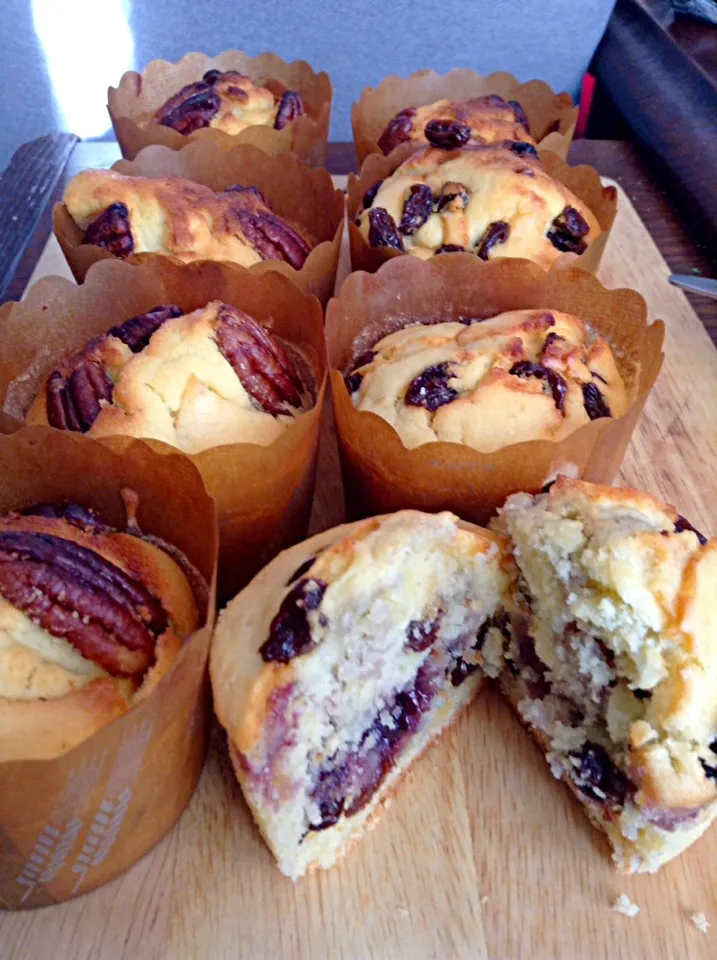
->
[2,179,717,960]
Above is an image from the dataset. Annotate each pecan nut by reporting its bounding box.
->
[22,502,107,532]
[274,90,305,130]
[83,202,134,258]
[46,360,113,432]
[46,304,181,431]
[108,304,183,352]
[153,80,220,134]
[377,108,416,154]
[236,210,310,269]
[215,304,306,416]
[0,531,167,678]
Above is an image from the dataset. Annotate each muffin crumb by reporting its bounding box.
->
[612,893,639,918]
[691,913,710,935]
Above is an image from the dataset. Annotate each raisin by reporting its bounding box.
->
[309,767,347,830]
[450,657,478,686]
[274,90,304,130]
[475,221,510,260]
[509,140,538,158]
[424,119,471,149]
[343,350,376,395]
[547,206,590,254]
[509,361,567,411]
[405,617,439,652]
[508,99,530,130]
[377,108,416,154]
[674,515,708,545]
[362,179,384,210]
[541,332,567,356]
[633,688,652,701]
[582,382,612,420]
[203,69,222,84]
[399,184,433,236]
[540,480,556,494]
[570,741,632,807]
[344,371,363,394]
[437,244,465,254]
[367,208,404,251]
[259,578,327,663]
[286,555,316,586]
[404,363,458,411]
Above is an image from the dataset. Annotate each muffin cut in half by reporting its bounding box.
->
[210,510,508,879]
[492,477,717,873]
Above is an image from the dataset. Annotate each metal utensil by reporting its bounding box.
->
[668,275,717,300]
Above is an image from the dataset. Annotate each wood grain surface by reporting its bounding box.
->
[2,183,717,960]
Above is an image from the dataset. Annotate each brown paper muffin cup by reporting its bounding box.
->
[326,256,664,524]
[108,50,332,166]
[0,258,328,602]
[0,427,217,909]
[53,140,345,305]
[346,145,617,278]
[352,68,578,167]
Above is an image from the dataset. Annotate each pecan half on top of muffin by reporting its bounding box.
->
[490,476,716,874]
[0,499,199,762]
[64,170,313,270]
[356,143,600,268]
[26,302,314,453]
[145,69,304,136]
[343,309,630,452]
[377,94,535,155]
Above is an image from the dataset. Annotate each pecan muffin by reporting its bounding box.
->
[377,94,535,155]
[26,302,313,453]
[344,309,630,452]
[492,477,717,873]
[210,510,508,879]
[356,143,600,267]
[146,69,304,136]
[0,502,199,762]
[63,170,312,269]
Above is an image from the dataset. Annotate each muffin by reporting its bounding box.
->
[344,309,630,453]
[210,510,508,879]
[492,477,717,873]
[63,170,313,269]
[377,94,535,155]
[0,500,199,762]
[355,143,601,268]
[146,69,304,136]
[26,301,313,454]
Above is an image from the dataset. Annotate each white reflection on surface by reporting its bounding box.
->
[31,0,135,138]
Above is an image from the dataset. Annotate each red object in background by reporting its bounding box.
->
[576,73,596,138]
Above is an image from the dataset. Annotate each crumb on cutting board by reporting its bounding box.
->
[612,893,639,918]
[691,913,710,935]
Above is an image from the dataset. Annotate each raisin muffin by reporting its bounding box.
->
[356,143,600,267]
[344,309,630,452]
[146,69,304,136]
[26,302,313,453]
[0,501,199,762]
[210,510,508,879]
[377,94,535,155]
[63,170,312,269]
[492,477,717,873]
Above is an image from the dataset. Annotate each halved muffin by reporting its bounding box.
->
[210,510,508,878]
[492,477,717,873]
